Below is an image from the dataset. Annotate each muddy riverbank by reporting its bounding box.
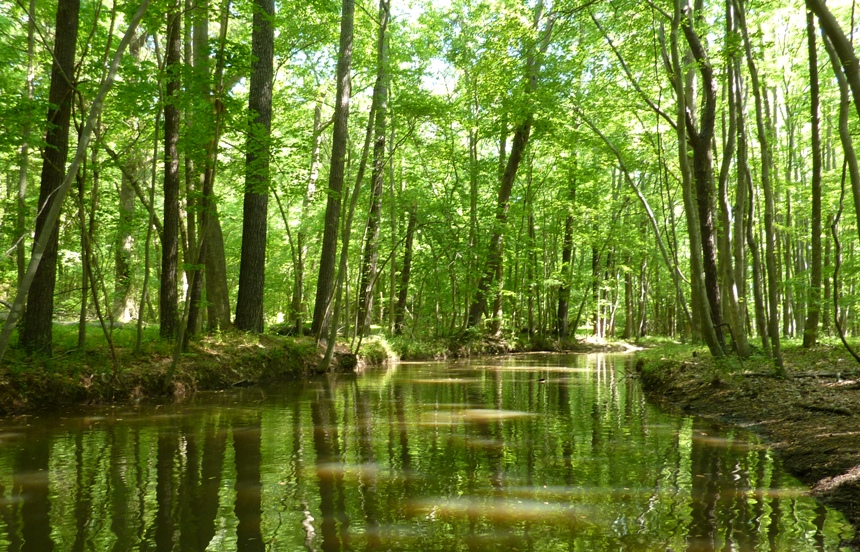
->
[637,347,860,548]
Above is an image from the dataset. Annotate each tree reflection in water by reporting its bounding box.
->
[0,354,852,551]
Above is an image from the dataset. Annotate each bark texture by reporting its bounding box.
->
[235,0,275,333]
[356,0,390,337]
[160,2,182,340]
[311,0,354,337]
[803,6,822,347]
[21,0,80,354]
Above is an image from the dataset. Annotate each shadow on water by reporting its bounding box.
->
[0,353,853,551]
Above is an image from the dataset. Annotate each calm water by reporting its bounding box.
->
[0,353,853,551]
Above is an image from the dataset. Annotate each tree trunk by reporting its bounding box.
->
[21,0,80,355]
[311,0,354,338]
[160,1,182,341]
[557,177,574,337]
[356,0,390,337]
[77,156,90,348]
[112,35,142,324]
[291,96,324,334]
[670,0,723,357]
[235,0,275,333]
[680,4,725,348]
[717,0,750,357]
[808,0,860,123]
[202,0,233,332]
[113,154,138,323]
[527,209,537,338]
[15,0,36,288]
[394,203,417,336]
[736,0,784,374]
[821,31,860,243]
[803,6,823,347]
[181,0,207,339]
[824,219,832,335]
[467,2,553,329]
[623,254,634,340]
[467,121,479,325]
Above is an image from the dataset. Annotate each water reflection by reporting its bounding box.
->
[0,354,852,551]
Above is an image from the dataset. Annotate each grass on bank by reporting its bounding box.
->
[633,334,860,378]
[0,323,323,414]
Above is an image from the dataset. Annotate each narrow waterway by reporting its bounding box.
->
[0,353,852,551]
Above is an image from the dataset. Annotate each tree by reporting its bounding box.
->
[235,0,275,333]
[467,0,554,331]
[160,0,182,341]
[680,1,725,352]
[311,0,354,338]
[803,6,822,347]
[0,0,150,363]
[356,0,391,338]
[20,0,80,355]
[735,0,785,374]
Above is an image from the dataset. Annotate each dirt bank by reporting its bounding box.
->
[0,334,341,416]
[637,346,860,548]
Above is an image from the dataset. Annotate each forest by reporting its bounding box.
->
[2,0,860,374]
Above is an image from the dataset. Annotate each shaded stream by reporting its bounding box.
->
[0,353,853,550]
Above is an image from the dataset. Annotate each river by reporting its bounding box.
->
[0,353,852,550]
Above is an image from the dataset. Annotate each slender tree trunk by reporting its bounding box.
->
[731,72,748,321]
[312,0,354,338]
[468,2,553,329]
[387,124,398,333]
[717,0,750,357]
[113,36,143,324]
[235,0,275,333]
[356,0,390,337]
[394,203,417,335]
[638,259,648,337]
[160,1,182,341]
[527,209,536,337]
[138,110,160,352]
[670,0,723,357]
[202,0,233,332]
[21,0,80,354]
[623,254,634,339]
[467,120,479,323]
[114,159,137,323]
[557,179,574,337]
[808,0,860,123]
[803,6,823,347]
[291,96,324,334]
[181,0,206,338]
[184,0,197,287]
[822,31,860,242]
[591,247,600,337]
[824,219,832,335]
[77,156,90,348]
[741,132,771,356]
[782,194,794,337]
[16,0,36,287]
[736,0,784,374]
[681,4,724,348]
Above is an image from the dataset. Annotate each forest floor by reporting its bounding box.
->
[637,342,860,548]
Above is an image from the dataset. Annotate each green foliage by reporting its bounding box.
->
[3,0,860,373]
[387,335,449,361]
[358,335,395,365]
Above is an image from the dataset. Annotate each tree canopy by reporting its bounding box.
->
[2,0,860,371]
